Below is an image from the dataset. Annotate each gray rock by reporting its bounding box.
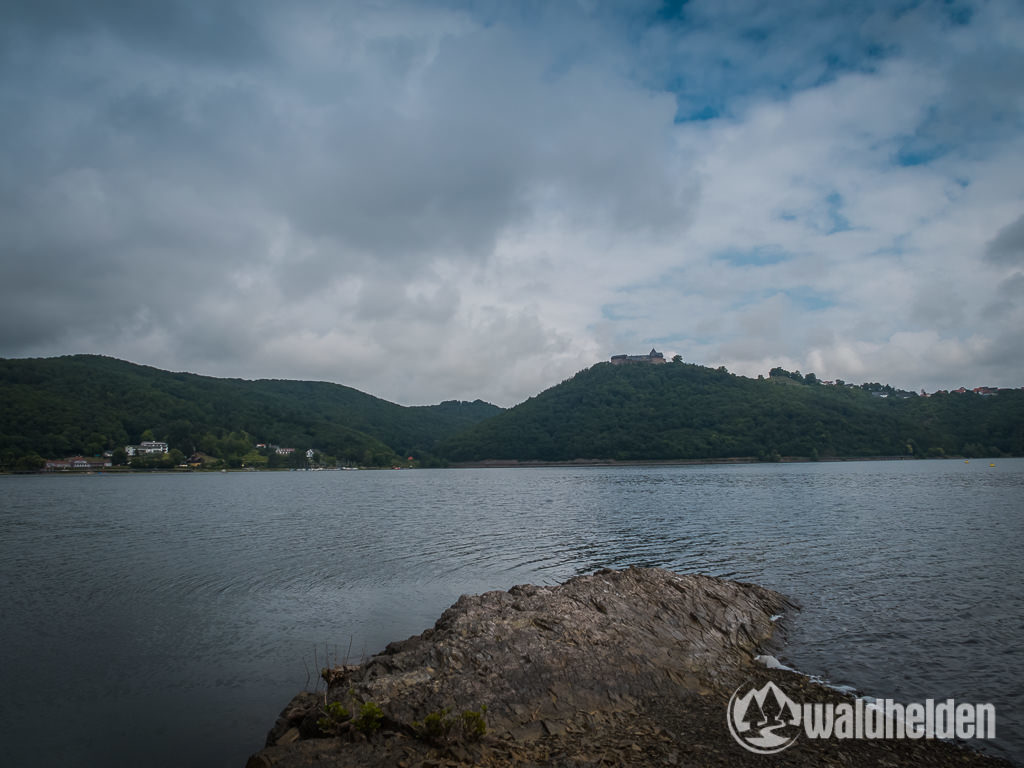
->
[246,567,1011,767]
[247,567,791,766]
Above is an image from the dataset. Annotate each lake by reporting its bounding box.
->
[1,460,1021,766]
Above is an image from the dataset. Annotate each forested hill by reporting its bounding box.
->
[3,355,1022,469]
[438,361,1024,462]
[0,355,501,468]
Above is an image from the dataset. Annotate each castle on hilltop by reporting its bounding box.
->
[610,349,666,365]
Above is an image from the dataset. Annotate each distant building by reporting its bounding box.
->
[45,456,111,471]
[126,441,169,457]
[276,447,295,455]
[610,348,666,365]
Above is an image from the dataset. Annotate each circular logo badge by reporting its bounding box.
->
[726,681,802,754]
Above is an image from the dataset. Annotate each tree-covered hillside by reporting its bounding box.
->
[0,355,501,468]
[439,362,1024,462]
[3,355,1021,469]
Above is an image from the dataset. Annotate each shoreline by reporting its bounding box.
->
[7,454,1013,476]
[447,454,973,468]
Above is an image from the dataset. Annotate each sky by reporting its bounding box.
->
[1,0,1022,407]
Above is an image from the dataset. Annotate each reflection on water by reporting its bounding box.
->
[1,460,1021,766]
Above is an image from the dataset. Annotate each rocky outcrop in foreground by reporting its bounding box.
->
[247,568,1012,768]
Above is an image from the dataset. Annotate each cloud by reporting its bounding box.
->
[986,213,1024,266]
[1,0,1022,404]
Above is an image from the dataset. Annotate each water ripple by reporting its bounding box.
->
[1,460,1022,765]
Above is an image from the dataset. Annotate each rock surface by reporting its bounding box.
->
[247,567,1012,767]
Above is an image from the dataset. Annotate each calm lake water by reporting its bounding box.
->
[1,460,1022,766]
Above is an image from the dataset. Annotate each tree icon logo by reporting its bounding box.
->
[726,680,802,754]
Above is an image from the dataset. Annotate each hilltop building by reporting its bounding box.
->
[610,349,666,365]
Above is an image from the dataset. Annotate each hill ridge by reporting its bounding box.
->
[0,355,501,469]
[2,355,1022,469]
[438,360,1024,462]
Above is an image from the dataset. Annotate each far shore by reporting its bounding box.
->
[446,454,990,468]
[4,454,1015,476]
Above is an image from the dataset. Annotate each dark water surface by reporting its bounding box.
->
[1,460,1021,766]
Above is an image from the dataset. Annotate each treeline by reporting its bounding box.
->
[439,362,1024,462]
[0,355,501,470]
[2,355,1021,471]
[769,366,918,397]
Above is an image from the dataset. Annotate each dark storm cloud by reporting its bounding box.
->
[0,0,693,392]
[986,214,1024,266]
[0,0,272,65]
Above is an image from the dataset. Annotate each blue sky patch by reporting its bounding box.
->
[714,245,791,267]
[895,141,949,167]
[824,191,853,234]
[675,103,721,123]
[871,234,912,258]
[601,303,644,322]
[731,287,835,312]
[783,286,835,311]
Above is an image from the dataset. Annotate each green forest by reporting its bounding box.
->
[439,362,1024,462]
[0,355,500,470]
[1,355,1022,471]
